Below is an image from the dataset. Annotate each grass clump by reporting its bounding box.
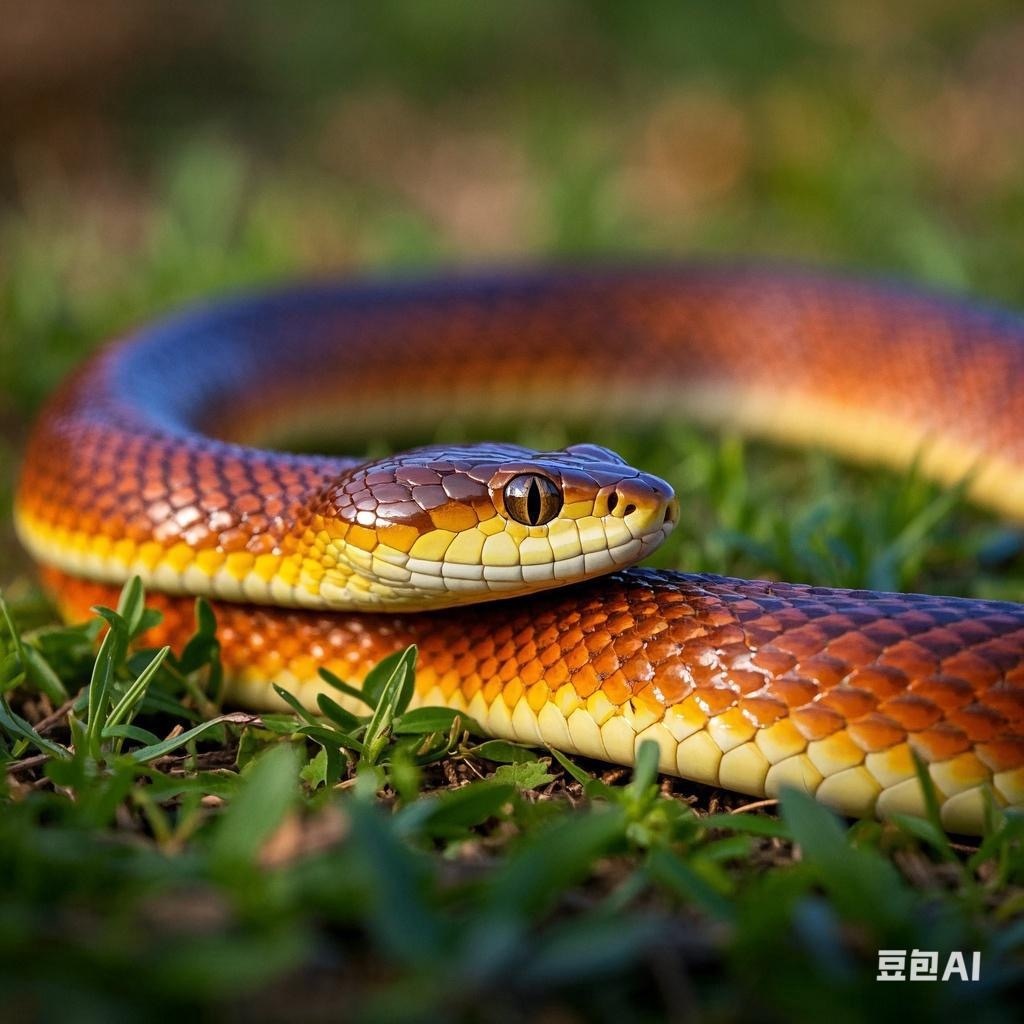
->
[1,577,1023,1021]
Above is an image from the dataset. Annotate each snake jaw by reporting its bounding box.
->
[302,443,678,610]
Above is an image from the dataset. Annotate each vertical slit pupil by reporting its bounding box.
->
[527,477,541,524]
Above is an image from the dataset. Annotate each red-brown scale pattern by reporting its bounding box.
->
[46,568,1024,779]
[17,267,1024,826]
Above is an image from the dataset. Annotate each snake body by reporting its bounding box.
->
[15,266,1024,833]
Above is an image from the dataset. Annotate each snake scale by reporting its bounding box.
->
[15,266,1024,833]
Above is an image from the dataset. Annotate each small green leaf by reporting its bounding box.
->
[472,738,541,764]
[300,747,329,789]
[908,750,956,861]
[258,713,304,735]
[101,723,162,745]
[0,697,67,759]
[115,576,148,639]
[19,644,69,703]
[393,706,471,735]
[211,742,300,866]
[361,645,417,766]
[700,812,790,838]
[318,666,372,708]
[626,738,660,797]
[295,724,365,755]
[271,684,320,727]
[361,647,413,707]
[493,760,555,791]
[130,713,252,763]
[548,746,594,784]
[178,597,221,674]
[316,692,362,732]
[397,781,515,838]
[105,646,170,732]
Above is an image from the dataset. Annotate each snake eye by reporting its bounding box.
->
[503,474,562,526]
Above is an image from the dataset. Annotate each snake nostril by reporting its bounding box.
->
[623,503,637,517]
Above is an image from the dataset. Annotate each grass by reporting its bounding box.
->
[2,573,1024,1023]
[5,2,1024,1020]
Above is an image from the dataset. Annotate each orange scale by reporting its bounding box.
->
[939,650,1003,689]
[527,681,551,713]
[601,672,632,705]
[515,639,538,662]
[460,672,484,700]
[561,622,585,647]
[535,624,560,648]
[846,712,908,753]
[844,664,907,701]
[494,641,517,662]
[907,674,975,711]
[692,684,739,717]
[738,695,788,728]
[636,617,675,640]
[878,642,939,679]
[259,650,285,676]
[975,737,1024,773]
[473,634,497,659]
[619,651,654,684]
[706,624,747,649]
[770,628,828,661]
[612,635,644,660]
[877,693,944,732]
[645,637,683,663]
[430,651,454,675]
[539,644,564,668]
[605,611,635,633]
[945,704,1007,742]
[288,656,317,683]
[520,658,545,686]
[750,648,798,677]
[580,611,609,631]
[792,654,849,689]
[430,504,478,532]
[274,635,303,661]
[592,649,620,677]
[908,724,971,763]
[766,675,821,708]
[501,676,525,710]
[982,689,1024,723]
[790,704,845,741]
[727,668,770,695]
[818,686,877,721]
[825,632,882,665]
[570,662,602,698]
[480,676,504,705]
[565,645,591,671]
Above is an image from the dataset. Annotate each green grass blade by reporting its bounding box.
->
[105,646,171,732]
[210,742,300,868]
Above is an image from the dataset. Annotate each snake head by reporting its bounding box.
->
[303,442,678,609]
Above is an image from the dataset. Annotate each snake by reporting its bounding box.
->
[14,265,1024,834]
